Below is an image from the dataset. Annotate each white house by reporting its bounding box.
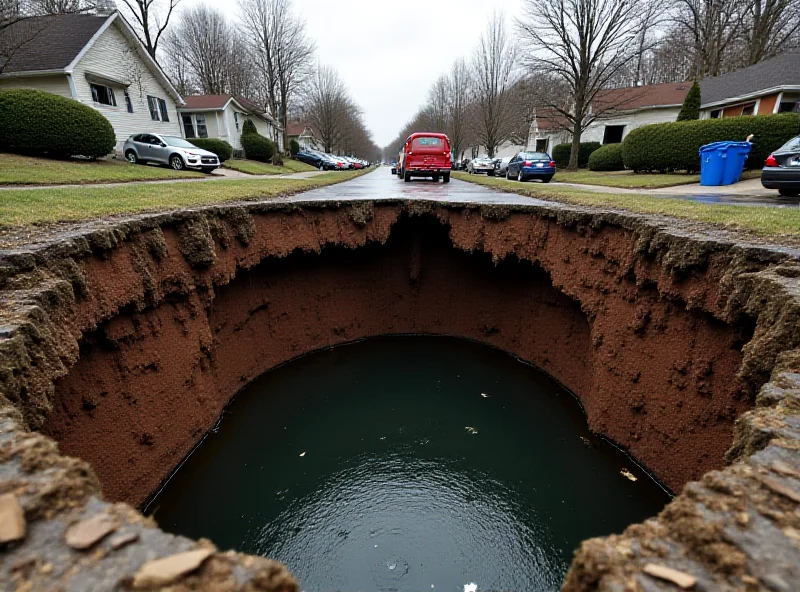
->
[0,11,184,151]
[287,122,324,152]
[178,95,284,153]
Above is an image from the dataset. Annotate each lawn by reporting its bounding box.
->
[453,172,800,237]
[0,169,369,227]
[224,158,318,175]
[549,169,761,189]
[0,153,204,185]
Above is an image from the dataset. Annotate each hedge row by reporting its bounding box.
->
[189,138,232,162]
[622,113,800,172]
[0,89,115,158]
[552,142,601,168]
[588,143,624,171]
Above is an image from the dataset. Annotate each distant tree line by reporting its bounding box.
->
[384,0,800,169]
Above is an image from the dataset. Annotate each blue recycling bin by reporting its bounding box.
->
[699,141,752,186]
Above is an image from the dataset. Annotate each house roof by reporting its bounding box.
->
[0,11,183,104]
[700,50,800,106]
[0,14,108,73]
[181,95,234,110]
[181,94,280,127]
[593,82,692,112]
[287,122,317,137]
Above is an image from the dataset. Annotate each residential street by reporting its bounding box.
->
[299,167,800,208]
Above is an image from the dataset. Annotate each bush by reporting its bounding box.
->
[289,139,300,156]
[622,113,800,173]
[188,138,232,162]
[677,81,701,121]
[0,89,115,158]
[552,141,602,168]
[242,118,258,135]
[241,132,275,162]
[588,143,625,171]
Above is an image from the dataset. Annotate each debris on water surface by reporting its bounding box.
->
[464,584,478,592]
[299,452,306,457]
[620,468,638,482]
[480,393,489,398]
[465,427,478,435]
[580,436,591,447]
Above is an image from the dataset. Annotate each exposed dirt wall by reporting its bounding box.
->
[46,211,749,505]
[2,198,799,590]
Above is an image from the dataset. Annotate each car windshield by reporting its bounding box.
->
[521,152,551,160]
[163,136,197,148]
[779,136,800,152]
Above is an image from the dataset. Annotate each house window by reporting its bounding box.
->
[124,90,133,113]
[234,112,239,131]
[603,125,625,144]
[90,83,116,106]
[182,114,196,138]
[779,101,800,113]
[740,102,756,116]
[535,138,548,152]
[195,114,208,138]
[147,96,171,122]
[710,109,722,119]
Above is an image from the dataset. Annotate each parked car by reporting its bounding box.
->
[390,161,398,175]
[506,151,556,183]
[467,157,496,175]
[494,156,512,177]
[296,149,324,168]
[398,133,452,182]
[762,135,800,197]
[123,134,220,173]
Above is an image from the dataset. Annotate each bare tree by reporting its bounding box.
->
[119,0,181,60]
[239,0,314,151]
[471,12,518,158]
[446,58,472,163]
[518,0,652,169]
[741,0,800,64]
[672,0,745,77]
[426,75,449,133]
[303,65,350,153]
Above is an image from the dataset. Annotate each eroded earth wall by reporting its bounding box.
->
[1,198,799,590]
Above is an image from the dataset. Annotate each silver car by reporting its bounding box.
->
[123,134,220,173]
[467,157,496,176]
[494,156,512,177]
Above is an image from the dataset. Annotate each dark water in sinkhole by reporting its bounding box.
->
[149,336,670,592]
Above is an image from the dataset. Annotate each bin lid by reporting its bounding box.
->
[699,141,752,154]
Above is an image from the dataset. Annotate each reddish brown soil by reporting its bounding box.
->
[43,208,751,506]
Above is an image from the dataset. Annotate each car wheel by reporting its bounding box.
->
[517,170,525,182]
[404,171,411,182]
[542,176,553,183]
[432,175,441,182]
[506,170,512,180]
[125,150,139,165]
[779,188,800,197]
[443,173,450,183]
[170,155,185,171]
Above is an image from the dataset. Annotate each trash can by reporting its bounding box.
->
[699,141,752,186]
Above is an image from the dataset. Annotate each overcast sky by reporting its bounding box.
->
[189,0,523,147]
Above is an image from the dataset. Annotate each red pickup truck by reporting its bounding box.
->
[398,132,452,183]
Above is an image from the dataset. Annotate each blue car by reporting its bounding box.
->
[506,151,555,183]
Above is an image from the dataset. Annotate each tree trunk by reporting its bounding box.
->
[568,119,582,171]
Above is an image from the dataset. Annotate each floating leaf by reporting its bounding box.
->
[620,468,638,482]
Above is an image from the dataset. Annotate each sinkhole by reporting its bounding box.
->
[147,336,669,591]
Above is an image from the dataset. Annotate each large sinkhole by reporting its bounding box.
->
[148,335,669,591]
[42,212,753,589]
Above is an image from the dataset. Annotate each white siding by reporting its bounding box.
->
[0,75,72,98]
[583,107,681,144]
[71,22,181,151]
[177,103,283,152]
[179,111,222,142]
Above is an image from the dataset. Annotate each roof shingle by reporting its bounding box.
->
[0,14,109,73]
[699,51,800,106]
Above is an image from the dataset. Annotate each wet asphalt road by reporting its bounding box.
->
[297,167,800,209]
